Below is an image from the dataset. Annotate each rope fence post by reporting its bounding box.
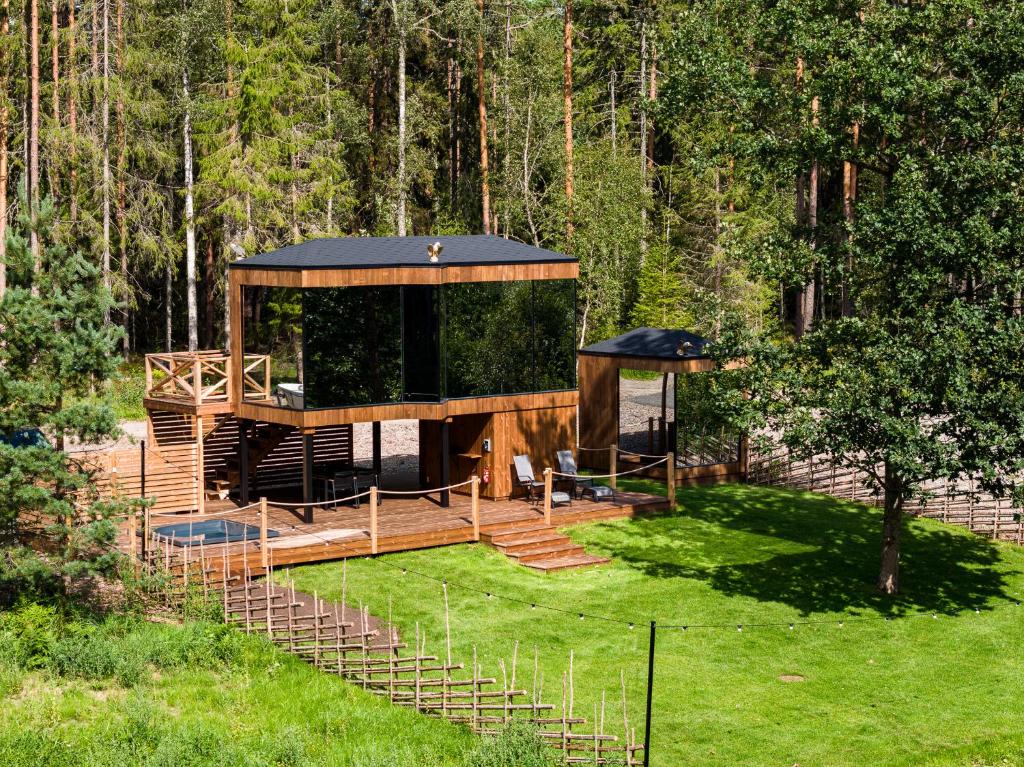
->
[543,468,553,526]
[666,452,676,510]
[128,509,138,564]
[142,506,151,564]
[471,475,481,541]
[643,620,656,767]
[259,497,269,570]
[369,486,379,555]
[609,444,618,491]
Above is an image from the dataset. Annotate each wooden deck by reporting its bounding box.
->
[137,489,668,575]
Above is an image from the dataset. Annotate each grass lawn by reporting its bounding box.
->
[0,616,475,766]
[283,481,1024,767]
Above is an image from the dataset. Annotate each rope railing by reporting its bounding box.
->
[552,457,669,480]
[147,501,263,520]
[378,479,476,496]
[271,491,372,509]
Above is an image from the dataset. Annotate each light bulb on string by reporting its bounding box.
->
[737,624,743,632]
[788,624,794,631]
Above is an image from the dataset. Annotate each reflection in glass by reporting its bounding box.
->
[304,287,402,408]
[533,280,575,392]
[242,279,576,410]
[445,281,534,397]
[402,286,442,401]
[242,286,303,407]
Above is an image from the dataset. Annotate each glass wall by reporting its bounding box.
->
[445,279,575,397]
[241,279,575,410]
[242,286,303,407]
[304,287,402,409]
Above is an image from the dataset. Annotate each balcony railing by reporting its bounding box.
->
[144,351,271,406]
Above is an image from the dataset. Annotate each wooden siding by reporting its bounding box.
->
[235,389,578,429]
[230,261,578,289]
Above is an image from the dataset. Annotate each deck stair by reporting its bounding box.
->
[209,423,293,498]
[480,523,608,572]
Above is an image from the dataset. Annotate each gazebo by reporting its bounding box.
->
[577,327,747,485]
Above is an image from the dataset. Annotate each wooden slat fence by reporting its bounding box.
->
[137,539,644,766]
[748,442,1024,544]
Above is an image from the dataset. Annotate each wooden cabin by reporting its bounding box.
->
[142,235,579,513]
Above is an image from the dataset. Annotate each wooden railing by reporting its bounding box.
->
[144,350,271,406]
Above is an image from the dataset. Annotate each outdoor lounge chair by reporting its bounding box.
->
[556,450,614,502]
[513,454,571,507]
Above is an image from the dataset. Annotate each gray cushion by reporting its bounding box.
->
[550,491,572,505]
[584,485,614,500]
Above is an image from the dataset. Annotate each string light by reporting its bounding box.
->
[368,556,1022,634]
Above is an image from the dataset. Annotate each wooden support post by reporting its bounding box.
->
[666,452,676,510]
[372,421,382,477]
[259,497,268,570]
[193,358,202,406]
[609,444,618,490]
[196,414,205,514]
[239,419,250,505]
[302,430,315,524]
[647,417,654,455]
[440,420,451,508]
[543,467,553,526]
[471,474,480,541]
[369,486,379,555]
[141,506,150,565]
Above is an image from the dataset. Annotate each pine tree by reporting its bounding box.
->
[0,197,132,593]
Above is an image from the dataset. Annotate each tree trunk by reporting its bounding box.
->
[392,0,406,236]
[49,0,59,197]
[164,262,173,352]
[609,66,616,157]
[878,461,904,594]
[0,0,7,301]
[67,0,77,227]
[101,0,110,322]
[28,0,40,278]
[182,68,198,352]
[562,0,573,248]
[447,39,456,204]
[647,39,656,175]
[475,0,490,234]
[90,0,98,77]
[637,16,647,259]
[204,237,215,347]
[841,121,859,317]
[116,0,127,355]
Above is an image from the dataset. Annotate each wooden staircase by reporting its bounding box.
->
[481,523,608,572]
[208,423,293,499]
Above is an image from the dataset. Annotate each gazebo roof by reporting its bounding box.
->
[231,235,575,271]
[579,327,711,361]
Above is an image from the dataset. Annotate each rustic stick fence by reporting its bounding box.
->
[134,528,644,765]
[748,442,1024,545]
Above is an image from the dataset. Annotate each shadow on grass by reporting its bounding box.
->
[592,482,1016,617]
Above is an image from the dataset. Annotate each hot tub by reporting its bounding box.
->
[276,382,304,409]
[152,519,279,547]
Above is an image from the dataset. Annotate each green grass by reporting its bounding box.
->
[0,612,476,766]
[108,359,147,421]
[283,482,1024,767]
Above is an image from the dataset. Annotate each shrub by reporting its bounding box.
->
[2,602,60,668]
[467,721,556,767]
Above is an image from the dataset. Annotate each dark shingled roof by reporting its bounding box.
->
[579,327,711,360]
[230,235,574,270]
